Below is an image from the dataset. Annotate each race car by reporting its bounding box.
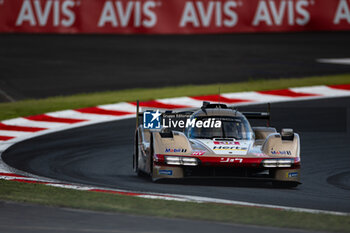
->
[133,101,301,187]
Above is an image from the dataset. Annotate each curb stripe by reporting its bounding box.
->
[76,107,133,116]
[0,130,34,137]
[191,94,252,103]
[156,97,203,108]
[0,172,27,178]
[25,114,86,124]
[3,118,69,129]
[222,92,292,102]
[0,123,46,132]
[90,189,140,196]
[47,110,123,120]
[11,179,49,184]
[258,89,320,98]
[290,85,350,96]
[98,102,137,112]
[329,84,350,90]
[131,100,191,109]
[0,136,14,141]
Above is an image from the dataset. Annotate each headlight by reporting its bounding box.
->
[165,156,198,166]
[262,159,293,168]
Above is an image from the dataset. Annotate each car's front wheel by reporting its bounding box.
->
[133,132,142,177]
[272,181,299,188]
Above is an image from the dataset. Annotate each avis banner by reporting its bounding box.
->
[0,0,349,34]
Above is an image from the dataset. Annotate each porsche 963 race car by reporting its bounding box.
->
[133,101,301,187]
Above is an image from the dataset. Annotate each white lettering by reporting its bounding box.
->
[180,2,200,27]
[252,1,272,26]
[33,0,52,26]
[334,0,350,24]
[16,0,36,26]
[62,1,75,27]
[295,0,309,25]
[143,1,157,27]
[116,1,133,27]
[224,1,237,27]
[98,1,118,27]
[269,0,286,26]
[197,1,215,27]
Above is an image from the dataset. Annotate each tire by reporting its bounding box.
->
[149,133,155,181]
[272,181,299,188]
[133,131,142,177]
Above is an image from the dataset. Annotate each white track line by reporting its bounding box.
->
[317,58,350,65]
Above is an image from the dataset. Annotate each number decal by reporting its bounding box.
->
[220,158,243,163]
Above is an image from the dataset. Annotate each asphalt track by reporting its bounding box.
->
[3,97,350,214]
[0,201,320,233]
[1,32,350,102]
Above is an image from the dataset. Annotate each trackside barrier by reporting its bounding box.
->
[0,0,350,34]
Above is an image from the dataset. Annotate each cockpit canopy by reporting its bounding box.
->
[186,109,254,140]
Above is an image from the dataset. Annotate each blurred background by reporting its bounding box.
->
[0,0,350,102]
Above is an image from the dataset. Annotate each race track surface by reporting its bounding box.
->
[0,201,320,233]
[1,32,350,101]
[3,97,350,213]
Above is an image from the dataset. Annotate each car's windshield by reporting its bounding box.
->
[187,116,254,140]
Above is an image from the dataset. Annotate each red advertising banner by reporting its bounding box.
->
[0,0,349,34]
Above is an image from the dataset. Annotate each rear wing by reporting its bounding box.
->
[240,103,271,127]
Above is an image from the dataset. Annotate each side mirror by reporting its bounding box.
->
[281,128,294,141]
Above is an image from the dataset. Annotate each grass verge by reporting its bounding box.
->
[0,180,349,232]
[0,74,349,121]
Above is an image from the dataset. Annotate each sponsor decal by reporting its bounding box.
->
[220,157,243,163]
[159,170,173,175]
[162,117,221,128]
[144,110,221,129]
[143,110,161,129]
[214,141,240,145]
[165,148,187,153]
[15,0,78,27]
[1,0,350,34]
[191,150,206,156]
[98,1,159,28]
[271,150,291,155]
[213,146,247,151]
[253,153,269,157]
[287,172,298,178]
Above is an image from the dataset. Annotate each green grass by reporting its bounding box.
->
[0,74,349,121]
[0,180,349,232]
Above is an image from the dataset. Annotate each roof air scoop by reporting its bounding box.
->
[201,101,228,109]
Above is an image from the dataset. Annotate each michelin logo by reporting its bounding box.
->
[143,110,161,129]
